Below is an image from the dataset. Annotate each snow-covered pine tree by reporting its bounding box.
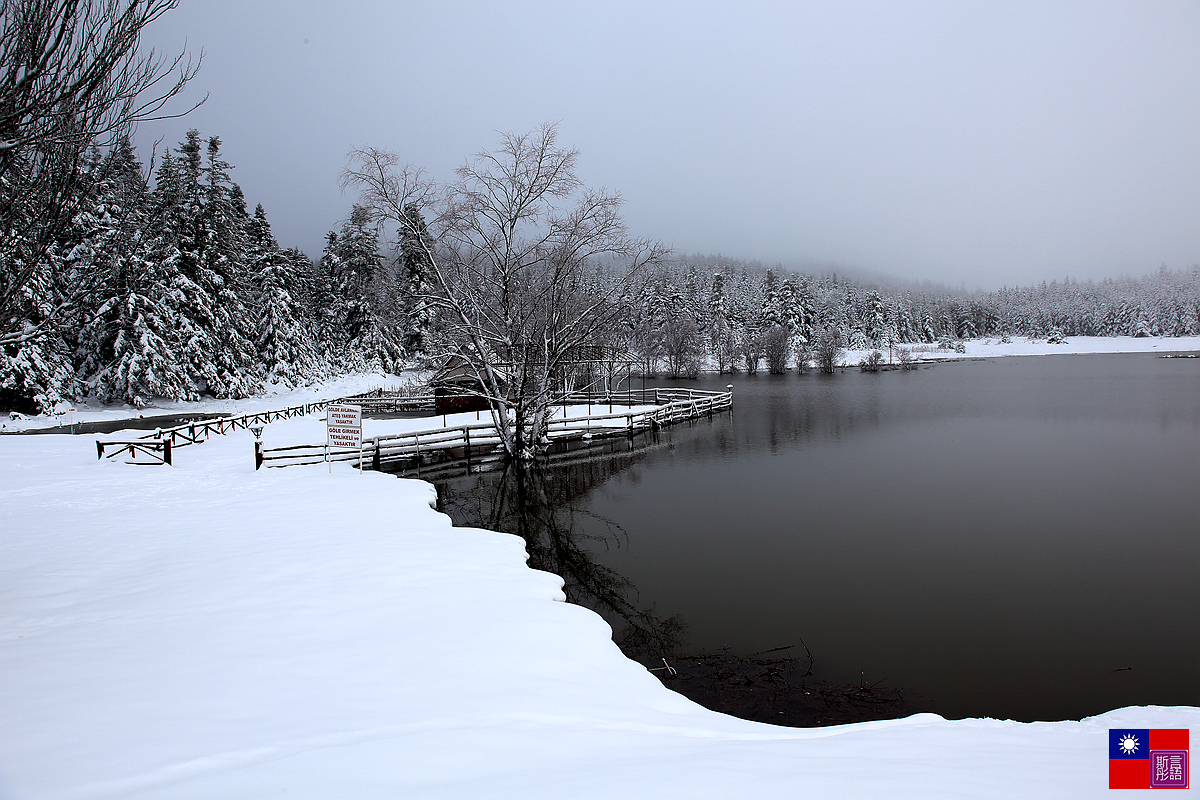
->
[247,204,323,386]
[192,135,260,397]
[73,136,194,406]
[759,269,782,327]
[0,237,75,412]
[863,290,887,345]
[397,202,437,356]
[153,131,223,396]
[325,205,404,373]
[0,149,77,412]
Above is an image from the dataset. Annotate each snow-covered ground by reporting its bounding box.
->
[2,343,1198,798]
[0,371,417,434]
[842,333,1200,367]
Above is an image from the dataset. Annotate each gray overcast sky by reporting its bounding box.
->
[136,1,1199,290]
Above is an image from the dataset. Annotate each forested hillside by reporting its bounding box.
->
[2,132,416,413]
[625,258,1200,376]
[3,132,1197,413]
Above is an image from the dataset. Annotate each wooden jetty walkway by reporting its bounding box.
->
[94,387,732,468]
[256,388,733,472]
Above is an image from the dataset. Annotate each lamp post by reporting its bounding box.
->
[251,425,264,470]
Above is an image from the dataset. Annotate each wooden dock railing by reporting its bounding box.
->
[93,386,731,469]
[257,387,733,471]
[336,390,437,414]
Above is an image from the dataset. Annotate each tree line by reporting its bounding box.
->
[1,130,432,412]
[621,260,1200,377]
[4,2,1197,417]
[3,126,1198,412]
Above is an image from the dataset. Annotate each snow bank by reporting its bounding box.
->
[2,416,1195,799]
[842,334,1200,367]
[0,370,413,434]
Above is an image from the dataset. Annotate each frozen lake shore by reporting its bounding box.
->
[2,340,1198,798]
[5,335,1199,435]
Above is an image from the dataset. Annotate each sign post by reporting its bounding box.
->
[326,404,363,473]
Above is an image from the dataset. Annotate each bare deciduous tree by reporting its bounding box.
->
[1,0,202,346]
[814,328,845,374]
[738,327,763,374]
[344,123,667,460]
[762,324,789,374]
[661,315,703,379]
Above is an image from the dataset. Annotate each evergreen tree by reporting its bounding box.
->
[397,202,437,354]
[74,136,193,406]
[324,205,405,372]
[248,204,323,385]
[193,135,259,396]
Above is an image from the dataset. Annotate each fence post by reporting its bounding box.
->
[255,440,264,470]
[464,426,472,473]
[96,441,104,459]
[162,439,172,466]
[372,439,381,471]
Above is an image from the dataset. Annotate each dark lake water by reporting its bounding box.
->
[435,353,1200,723]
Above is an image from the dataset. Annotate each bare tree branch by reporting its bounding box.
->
[1,0,202,341]
[343,123,667,459]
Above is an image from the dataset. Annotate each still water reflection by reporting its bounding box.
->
[437,353,1200,722]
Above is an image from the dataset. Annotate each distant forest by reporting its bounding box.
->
[3,133,1198,413]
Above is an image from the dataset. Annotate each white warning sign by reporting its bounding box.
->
[326,404,362,448]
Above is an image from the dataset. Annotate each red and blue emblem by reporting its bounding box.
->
[1110,729,1189,789]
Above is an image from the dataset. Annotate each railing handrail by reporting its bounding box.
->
[257,387,732,469]
[135,400,333,442]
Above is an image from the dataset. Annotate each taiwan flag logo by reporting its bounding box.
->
[1110,729,1189,789]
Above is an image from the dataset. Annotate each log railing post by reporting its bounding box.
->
[464,426,472,473]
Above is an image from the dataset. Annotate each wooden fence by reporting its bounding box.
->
[144,402,331,447]
[257,387,732,472]
[96,439,172,465]
[335,389,437,414]
[94,390,415,465]
[95,401,331,465]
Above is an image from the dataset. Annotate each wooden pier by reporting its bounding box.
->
[256,388,733,472]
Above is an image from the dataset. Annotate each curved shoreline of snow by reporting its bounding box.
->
[1,412,1196,798]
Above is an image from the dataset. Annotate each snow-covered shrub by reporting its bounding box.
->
[794,341,814,374]
[763,325,789,374]
[858,351,884,372]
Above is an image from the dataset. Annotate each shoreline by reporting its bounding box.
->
[5,335,1199,435]
[639,650,930,727]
